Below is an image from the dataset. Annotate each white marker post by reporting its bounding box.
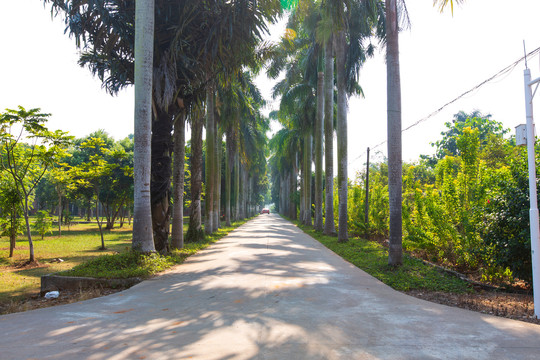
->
[523,67,540,318]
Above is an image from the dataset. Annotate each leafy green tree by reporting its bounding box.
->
[70,137,125,250]
[0,106,72,263]
[68,131,132,229]
[34,210,54,239]
[432,111,507,159]
[483,151,534,284]
[46,162,72,236]
[101,139,134,230]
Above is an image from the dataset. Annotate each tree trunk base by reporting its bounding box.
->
[185,226,205,243]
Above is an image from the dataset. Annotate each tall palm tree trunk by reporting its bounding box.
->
[186,112,204,242]
[324,37,337,236]
[290,162,297,220]
[151,106,174,254]
[238,162,244,219]
[132,0,155,253]
[284,172,290,216]
[225,132,232,226]
[386,0,403,265]
[305,133,312,226]
[315,71,324,231]
[235,151,240,221]
[205,84,215,235]
[336,30,348,243]
[299,152,305,223]
[171,109,185,250]
[242,165,248,219]
[214,124,221,231]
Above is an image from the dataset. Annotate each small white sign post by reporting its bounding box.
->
[523,67,540,318]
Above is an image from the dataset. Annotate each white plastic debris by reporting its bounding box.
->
[44,291,59,299]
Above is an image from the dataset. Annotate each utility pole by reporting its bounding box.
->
[523,64,540,318]
[364,147,370,239]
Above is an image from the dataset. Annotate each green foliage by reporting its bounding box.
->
[0,179,24,245]
[432,111,507,160]
[63,251,179,279]
[33,211,53,239]
[482,151,535,284]
[0,106,72,260]
[62,210,73,228]
[347,111,537,286]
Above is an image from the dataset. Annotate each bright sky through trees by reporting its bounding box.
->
[1,1,540,176]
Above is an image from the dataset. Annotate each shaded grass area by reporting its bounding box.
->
[294,220,472,293]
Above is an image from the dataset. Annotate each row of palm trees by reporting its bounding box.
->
[268,0,384,241]
[46,0,460,261]
[269,0,460,266]
[46,0,280,253]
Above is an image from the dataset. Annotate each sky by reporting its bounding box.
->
[1,1,540,177]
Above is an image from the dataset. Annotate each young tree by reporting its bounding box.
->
[0,106,72,263]
[34,210,54,239]
[46,163,72,236]
[70,137,126,250]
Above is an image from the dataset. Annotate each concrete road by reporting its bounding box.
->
[2,214,540,360]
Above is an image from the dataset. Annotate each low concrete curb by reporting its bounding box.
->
[40,274,141,296]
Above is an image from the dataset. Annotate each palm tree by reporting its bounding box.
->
[269,124,301,218]
[186,106,205,242]
[171,106,186,250]
[385,0,462,265]
[323,34,336,235]
[322,0,385,242]
[314,69,324,231]
[386,0,402,264]
[205,82,216,235]
[335,27,348,242]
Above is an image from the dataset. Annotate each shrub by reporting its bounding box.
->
[34,210,54,239]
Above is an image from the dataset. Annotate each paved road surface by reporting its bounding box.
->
[2,214,540,359]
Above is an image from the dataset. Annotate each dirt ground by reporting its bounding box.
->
[405,289,540,325]
[0,287,124,316]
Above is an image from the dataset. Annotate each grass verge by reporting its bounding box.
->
[294,220,472,293]
[61,218,251,279]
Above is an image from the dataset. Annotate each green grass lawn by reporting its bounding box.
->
[294,221,472,293]
[0,221,134,303]
[0,217,250,305]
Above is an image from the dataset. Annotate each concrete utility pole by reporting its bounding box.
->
[523,65,540,318]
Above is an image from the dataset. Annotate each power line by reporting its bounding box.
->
[349,46,540,166]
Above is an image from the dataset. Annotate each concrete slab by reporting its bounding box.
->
[1,214,540,359]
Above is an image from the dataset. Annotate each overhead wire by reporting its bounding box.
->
[348,46,540,166]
